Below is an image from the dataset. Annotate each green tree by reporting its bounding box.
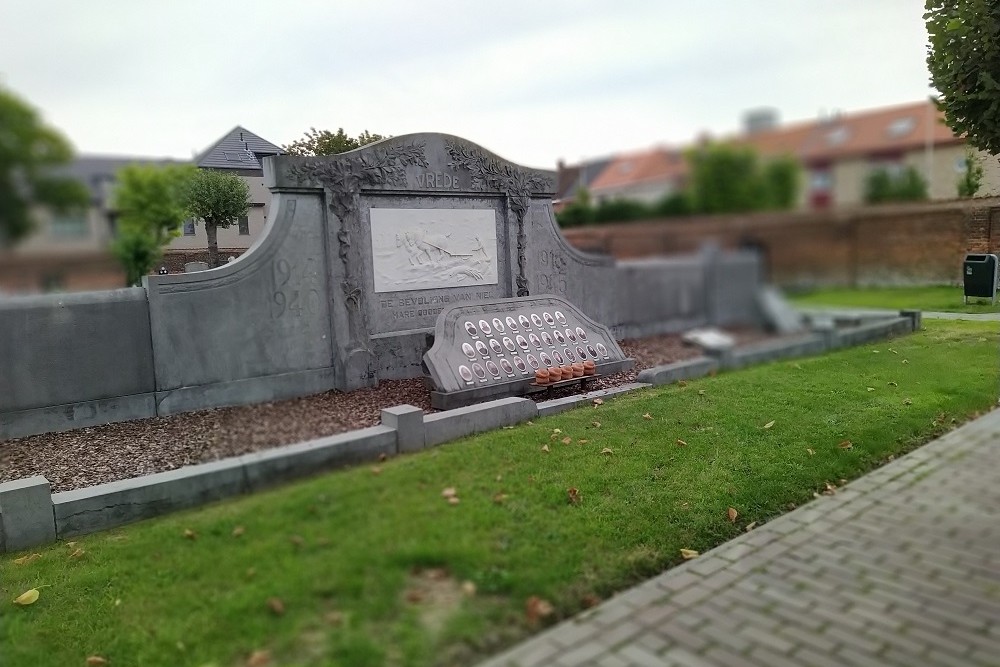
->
[957,149,984,197]
[761,156,801,209]
[687,143,770,214]
[864,166,929,204]
[925,0,1000,156]
[555,187,596,227]
[282,127,387,156]
[0,84,89,248]
[594,197,649,223]
[185,169,250,268]
[110,164,196,285]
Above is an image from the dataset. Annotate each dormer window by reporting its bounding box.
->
[826,126,849,146]
[886,117,915,138]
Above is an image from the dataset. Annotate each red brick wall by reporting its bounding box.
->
[562,198,1000,287]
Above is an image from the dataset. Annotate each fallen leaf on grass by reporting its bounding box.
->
[541,444,550,453]
[676,439,688,447]
[461,581,477,596]
[698,389,706,396]
[902,359,909,364]
[266,597,285,616]
[679,549,699,560]
[581,594,601,608]
[838,440,853,450]
[525,596,555,625]
[867,387,875,392]
[85,657,109,666]
[13,589,39,605]
[232,526,245,538]
[502,425,515,430]
[561,437,572,445]
[493,493,508,504]
[406,590,424,604]
[441,487,457,498]
[591,421,602,428]
[745,521,758,532]
[182,528,197,540]
[577,439,589,444]
[567,488,582,505]
[600,447,614,455]
[247,649,271,667]
[68,548,85,559]
[370,466,382,475]
[727,507,739,523]
[889,348,898,354]
[324,610,344,626]
[592,398,604,406]
[806,448,816,455]
[551,428,562,434]
[678,380,688,387]
[903,398,912,405]
[13,553,41,565]
[763,420,775,429]
[447,497,460,505]
[793,363,803,370]
[642,413,652,420]
[888,381,898,387]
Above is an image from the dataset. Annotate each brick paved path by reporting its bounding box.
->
[480,409,1000,667]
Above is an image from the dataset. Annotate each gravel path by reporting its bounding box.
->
[0,330,768,492]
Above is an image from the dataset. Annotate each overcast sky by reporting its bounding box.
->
[1,1,934,169]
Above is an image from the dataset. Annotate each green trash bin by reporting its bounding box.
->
[963,254,998,305]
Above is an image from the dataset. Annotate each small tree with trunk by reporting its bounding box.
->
[185,169,250,268]
[110,163,195,285]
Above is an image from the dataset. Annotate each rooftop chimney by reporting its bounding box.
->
[743,108,779,135]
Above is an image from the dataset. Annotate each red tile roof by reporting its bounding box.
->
[589,147,686,193]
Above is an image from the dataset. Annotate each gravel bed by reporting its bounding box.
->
[0,329,774,493]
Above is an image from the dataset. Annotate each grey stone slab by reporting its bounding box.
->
[536,394,588,417]
[0,288,155,416]
[756,286,805,335]
[240,426,395,491]
[724,333,827,370]
[834,317,913,348]
[381,404,425,453]
[0,476,55,552]
[154,366,336,416]
[52,460,247,538]
[636,357,718,387]
[424,294,631,396]
[0,392,156,441]
[424,397,537,447]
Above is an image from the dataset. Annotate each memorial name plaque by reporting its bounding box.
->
[370,208,499,293]
[424,294,633,409]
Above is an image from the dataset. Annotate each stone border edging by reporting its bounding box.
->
[0,312,918,554]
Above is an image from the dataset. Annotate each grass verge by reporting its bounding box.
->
[2,321,998,667]
[789,284,1000,314]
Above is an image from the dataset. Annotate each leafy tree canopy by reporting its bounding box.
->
[110,163,196,285]
[0,83,89,248]
[185,169,250,268]
[282,127,387,156]
[925,0,1000,155]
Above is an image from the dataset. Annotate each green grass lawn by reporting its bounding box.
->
[790,284,1000,314]
[2,321,998,667]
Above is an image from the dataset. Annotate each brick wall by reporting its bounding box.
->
[562,198,1000,287]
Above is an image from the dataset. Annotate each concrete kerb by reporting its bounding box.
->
[0,315,922,553]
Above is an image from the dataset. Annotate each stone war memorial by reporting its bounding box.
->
[0,133,762,440]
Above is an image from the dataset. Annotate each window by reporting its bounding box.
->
[238,215,249,236]
[49,212,89,238]
[182,220,196,236]
[886,117,915,138]
[809,170,832,191]
[955,156,968,173]
[825,126,849,146]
